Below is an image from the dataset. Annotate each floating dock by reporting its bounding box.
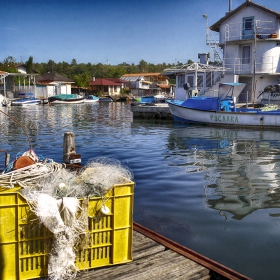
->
[78,222,251,280]
[130,103,173,120]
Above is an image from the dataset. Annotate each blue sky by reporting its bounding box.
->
[1,0,279,65]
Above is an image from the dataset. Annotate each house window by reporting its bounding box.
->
[177,75,185,87]
[242,45,251,64]
[242,17,254,39]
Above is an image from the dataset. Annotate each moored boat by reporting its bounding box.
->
[84,95,99,103]
[167,96,280,128]
[99,96,114,102]
[48,94,85,104]
[11,93,41,106]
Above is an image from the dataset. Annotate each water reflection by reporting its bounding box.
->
[167,125,280,220]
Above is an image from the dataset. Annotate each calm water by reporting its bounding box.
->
[1,102,280,279]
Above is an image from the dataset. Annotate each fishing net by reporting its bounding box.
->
[25,193,87,280]
[1,155,133,280]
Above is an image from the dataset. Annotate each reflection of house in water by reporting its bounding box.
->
[168,125,280,219]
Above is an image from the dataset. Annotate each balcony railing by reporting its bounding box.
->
[223,55,280,74]
[225,20,278,41]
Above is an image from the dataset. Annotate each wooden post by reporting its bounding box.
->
[63,131,82,167]
[0,150,10,169]
[63,131,76,164]
[5,153,10,167]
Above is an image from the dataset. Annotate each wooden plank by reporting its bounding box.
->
[132,231,166,260]
[133,222,251,280]
[78,230,210,280]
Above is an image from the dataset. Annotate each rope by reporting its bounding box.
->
[0,162,65,189]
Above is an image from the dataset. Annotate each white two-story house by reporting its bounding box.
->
[210,0,280,104]
[165,0,280,106]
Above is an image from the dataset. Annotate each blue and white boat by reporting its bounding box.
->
[167,95,280,128]
[11,93,41,106]
[84,95,99,103]
[99,96,114,102]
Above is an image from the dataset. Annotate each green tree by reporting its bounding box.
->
[138,59,148,72]
[73,72,91,88]
[25,56,33,73]
[1,56,18,72]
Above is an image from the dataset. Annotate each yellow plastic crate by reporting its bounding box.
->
[0,182,134,280]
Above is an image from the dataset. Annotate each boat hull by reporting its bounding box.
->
[84,95,99,103]
[11,99,41,106]
[167,100,280,127]
[48,94,85,104]
[49,99,85,104]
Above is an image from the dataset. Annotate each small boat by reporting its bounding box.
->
[99,96,114,102]
[141,96,156,103]
[48,94,85,104]
[84,95,99,103]
[167,96,280,128]
[11,93,41,106]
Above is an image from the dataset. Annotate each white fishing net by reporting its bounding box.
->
[17,156,133,280]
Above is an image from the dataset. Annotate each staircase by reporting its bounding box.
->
[206,27,223,64]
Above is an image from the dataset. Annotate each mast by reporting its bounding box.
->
[252,19,257,106]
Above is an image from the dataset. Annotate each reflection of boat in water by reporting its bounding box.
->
[167,125,280,219]
[11,93,41,106]
[48,94,85,104]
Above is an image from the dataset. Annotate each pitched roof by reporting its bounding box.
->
[122,73,162,77]
[89,78,128,86]
[37,72,74,84]
[210,0,280,32]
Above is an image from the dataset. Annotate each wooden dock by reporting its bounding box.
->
[78,223,251,280]
[130,103,173,120]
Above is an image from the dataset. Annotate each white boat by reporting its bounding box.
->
[154,94,168,103]
[84,95,99,103]
[167,96,280,128]
[11,93,41,106]
[48,94,85,104]
[166,82,280,128]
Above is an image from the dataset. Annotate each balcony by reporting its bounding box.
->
[223,55,280,75]
[225,20,278,42]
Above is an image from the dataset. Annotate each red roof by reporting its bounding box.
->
[89,78,128,86]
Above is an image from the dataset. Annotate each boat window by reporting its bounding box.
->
[187,76,193,87]
[242,45,251,64]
